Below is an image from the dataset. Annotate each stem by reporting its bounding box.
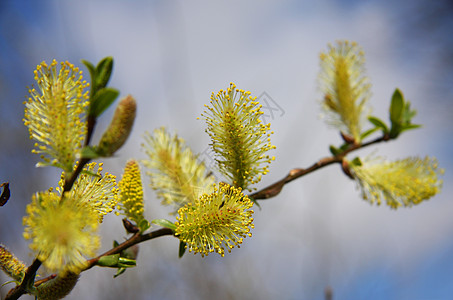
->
[85,228,174,269]
[33,228,175,286]
[249,134,389,200]
[63,157,91,192]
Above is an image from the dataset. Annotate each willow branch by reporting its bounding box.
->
[85,227,174,270]
[33,227,174,287]
[249,134,390,200]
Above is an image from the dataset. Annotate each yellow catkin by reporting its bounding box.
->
[59,162,118,222]
[175,183,254,257]
[0,244,26,282]
[350,156,444,208]
[200,83,275,191]
[23,192,100,273]
[142,127,215,213]
[118,160,146,225]
[24,60,89,173]
[318,41,371,142]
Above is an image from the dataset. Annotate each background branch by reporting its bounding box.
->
[250,134,389,200]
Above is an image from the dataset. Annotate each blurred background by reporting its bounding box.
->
[0,1,452,299]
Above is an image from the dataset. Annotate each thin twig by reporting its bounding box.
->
[85,227,174,270]
[249,134,389,200]
[33,227,174,286]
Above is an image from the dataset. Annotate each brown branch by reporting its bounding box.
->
[33,227,174,287]
[85,227,174,270]
[249,134,389,200]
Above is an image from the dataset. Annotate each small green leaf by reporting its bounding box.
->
[251,198,261,209]
[89,87,119,118]
[138,219,151,233]
[81,59,97,96]
[80,146,100,159]
[179,241,187,258]
[151,219,177,231]
[113,240,120,248]
[118,257,137,268]
[360,127,380,140]
[95,56,114,90]
[81,59,96,83]
[368,116,389,133]
[349,157,362,167]
[339,143,349,152]
[98,254,120,267]
[113,268,126,278]
[329,145,342,156]
[390,89,404,124]
[401,124,422,132]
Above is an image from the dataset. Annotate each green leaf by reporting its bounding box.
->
[329,145,342,156]
[151,219,177,231]
[113,240,120,248]
[339,143,349,152]
[113,268,126,278]
[118,257,137,267]
[368,116,389,133]
[179,241,187,258]
[98,254,120,267]
[349,157,362,167]
[390,89,404,124]
[80,146,100,159]
[95,56,114,90]
[89,87,119,118]
[251,198,261,209]
[81,59,96,83]
[401,124,422,132]
[360,127,380,140]
[81,59,97,96]
[138,219,151,233]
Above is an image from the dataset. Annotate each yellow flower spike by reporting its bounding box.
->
[118,160,146,226]
[36,272,80,300]
[97,95,137,157]
[24,60,89,175]
[59,162,118,222]
[142,127,215,213]
[175,183,254,257]
[0,245,26,282]
[349,156,444,208]
[318,41,372,142]
[22,192,100,274]
[201,83,275,191]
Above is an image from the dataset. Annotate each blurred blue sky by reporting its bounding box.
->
[1,1,452,299]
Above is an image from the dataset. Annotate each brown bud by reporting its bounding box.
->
[341,159,354,179]
[340,132,356,144]
[0,182,10,206]
[122,218,139,234]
